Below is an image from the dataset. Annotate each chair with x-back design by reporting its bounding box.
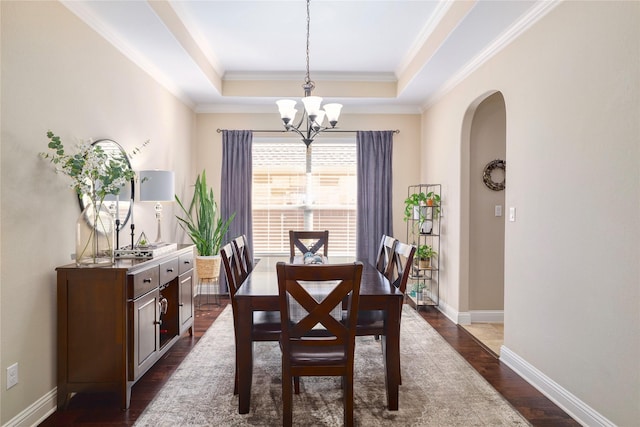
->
[289,230,329,258]
[232,234,253,278]
[221,241,285,395]
[276,261,363,427]
[375,234,398,279]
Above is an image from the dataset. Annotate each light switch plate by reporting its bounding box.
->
[509,207,516,222]
[495,205,502,217]
[7,363,18,389]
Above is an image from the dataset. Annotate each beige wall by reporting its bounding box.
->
[0,1,195,424]
[2,0,638,425]
[195,112,422,243]
[469,93,506,311]
[422,2,639,425]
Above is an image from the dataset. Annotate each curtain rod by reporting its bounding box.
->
[216,129,400,134]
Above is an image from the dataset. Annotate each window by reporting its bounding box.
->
[252,138,357,255]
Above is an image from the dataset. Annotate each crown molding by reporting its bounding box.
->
[421,0,562,111]
[223,71,397,83]
[195,103,422,115]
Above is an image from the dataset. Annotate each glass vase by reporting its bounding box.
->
[76,200,115,267]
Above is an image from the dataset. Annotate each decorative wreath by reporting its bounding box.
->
[482,159,506,191]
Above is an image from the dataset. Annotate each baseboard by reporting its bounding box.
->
[434,299,463,324]
[3,387,57,427]
[500,346,615,427]
[470,310,503,323]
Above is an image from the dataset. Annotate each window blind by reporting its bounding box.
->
[252,139,357,255]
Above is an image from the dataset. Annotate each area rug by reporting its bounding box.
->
[134,306,529,426]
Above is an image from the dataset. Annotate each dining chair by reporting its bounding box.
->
[289,230,329,257]
[221,242,282,395]
[375,234,398,279]
[352,241,415,384]
[276,261,363,427]
[232,234,253,278]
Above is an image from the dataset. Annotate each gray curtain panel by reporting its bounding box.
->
[356,130,394,266]
[220,130,253,291]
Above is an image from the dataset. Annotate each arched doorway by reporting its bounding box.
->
[459,91,506,356]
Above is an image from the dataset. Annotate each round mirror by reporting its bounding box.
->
[78,139,134,230]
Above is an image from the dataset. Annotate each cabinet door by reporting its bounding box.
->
[178,271,194,334]
[130,289,160,380]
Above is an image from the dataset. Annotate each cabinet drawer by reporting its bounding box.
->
[160,258,179,284]
[179,252,194,275]
[130,265,159,299]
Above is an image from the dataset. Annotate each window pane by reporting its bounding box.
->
[252,138,356,256]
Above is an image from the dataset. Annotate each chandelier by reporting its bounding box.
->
[276,0,343,147]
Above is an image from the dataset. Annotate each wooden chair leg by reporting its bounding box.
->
[282,370,293,427]
[294,376,300,394]
[344,374,354,427]
[233,369,238,395]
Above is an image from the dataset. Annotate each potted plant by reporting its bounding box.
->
[175,170,235,281]
[403,192,427,222]
[426,191,441,219]
[40,131,147,266]
[416,244,437,269]
[404,192,435,234]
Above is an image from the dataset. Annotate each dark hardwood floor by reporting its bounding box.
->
[40,297,578,426]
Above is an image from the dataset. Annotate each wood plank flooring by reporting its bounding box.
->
[39,297,579,426]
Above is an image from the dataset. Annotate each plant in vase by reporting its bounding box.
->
[425,191,441,219]
[175,170,235,284]
[404,191,442,234]
[40,131,147,266]
[416,244,437,269]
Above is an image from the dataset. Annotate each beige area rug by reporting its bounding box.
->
[134,306,529,426]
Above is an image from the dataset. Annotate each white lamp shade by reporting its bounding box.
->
[301,96,323,117]
[139,170,175,202]
[323,103,342,123]
[313,110,326,128]
[276,99,297,119]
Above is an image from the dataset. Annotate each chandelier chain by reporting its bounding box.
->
[305,0,312,87]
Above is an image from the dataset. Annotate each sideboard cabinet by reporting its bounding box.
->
[56,245,194,410]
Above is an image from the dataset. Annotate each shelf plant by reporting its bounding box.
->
[403,192,427,222]
[426,191,441,219]
[416,244,437,269]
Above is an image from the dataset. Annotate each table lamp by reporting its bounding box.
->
[139,170,175,245]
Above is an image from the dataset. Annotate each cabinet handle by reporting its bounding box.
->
[183,260,191,265]
[167,268,174,273]
[179,303,184,307]
[143,278,152,283]
[154,320,162,325]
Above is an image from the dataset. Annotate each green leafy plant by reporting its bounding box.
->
[403,192,427,221]
[426,191,441,218]
[175,170,235,256]
[40,131,147,202]
[416,244,437,260]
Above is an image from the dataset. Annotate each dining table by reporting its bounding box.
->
[233,255,403,414]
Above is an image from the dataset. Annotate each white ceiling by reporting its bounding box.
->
[62,0,559,114]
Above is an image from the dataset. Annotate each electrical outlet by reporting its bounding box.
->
[7,363,18,389]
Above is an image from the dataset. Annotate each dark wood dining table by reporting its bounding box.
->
[233,256,403,414]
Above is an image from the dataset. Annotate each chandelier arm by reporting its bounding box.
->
[285,124,305,140]
[291,109,307,131]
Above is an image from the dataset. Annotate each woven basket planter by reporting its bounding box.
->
[195,255,221,280]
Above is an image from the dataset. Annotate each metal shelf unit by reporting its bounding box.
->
[405,184,441,308]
